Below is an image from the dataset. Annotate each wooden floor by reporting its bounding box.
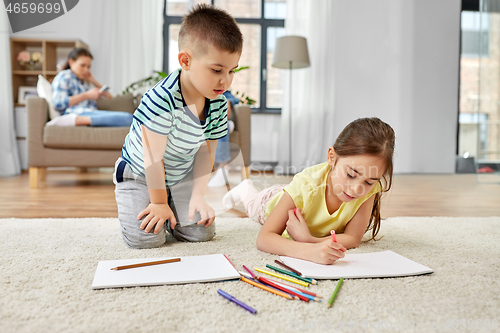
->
[0,168,499,218]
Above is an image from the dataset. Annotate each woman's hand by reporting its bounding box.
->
[85,88,104,100]
[83,71,98,85]
[286,208,313,243]
[189,195,215,227]
[138,203,177,234]
[309,239,347,265]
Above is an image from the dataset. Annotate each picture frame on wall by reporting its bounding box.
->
[18,86,38,104]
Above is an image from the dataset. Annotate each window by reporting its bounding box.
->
[458,0,500,165]
[461,11,489,58]
[163,0,286,113]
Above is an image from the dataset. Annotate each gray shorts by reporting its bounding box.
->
[113,157,215,249]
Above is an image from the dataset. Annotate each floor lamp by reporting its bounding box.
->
[272,36,310,174]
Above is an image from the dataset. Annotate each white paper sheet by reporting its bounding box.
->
[92,253,240,289]
[280,250,433,279]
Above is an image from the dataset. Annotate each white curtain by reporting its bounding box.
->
[90,0,164,95]
[278,0,336,172]
[0,9,21,177]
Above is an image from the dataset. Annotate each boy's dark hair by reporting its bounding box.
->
[333,117,395,241]
[179,4,243,56]
[63,48,93,70]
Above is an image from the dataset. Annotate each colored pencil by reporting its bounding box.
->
[242,265,257,279]
[271,280,321,297]
[217,289,257,314]
[274,259,303,276]
[266,264,318,285]
[293,290,322,302]
[239,271,297,298]
[239,271,254,280]
[327,278,344,308]
[246,276,300,300]
[110,258,180,271]
[240,276,294,300]
[330,230,337,243]
[254,267,310,287]
[258,276,321,301]
[258,276,309,302]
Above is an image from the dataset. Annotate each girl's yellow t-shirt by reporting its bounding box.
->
[264,162,381,238]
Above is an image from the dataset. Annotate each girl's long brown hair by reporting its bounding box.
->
[333,117,395,241]
[62,48,93,70]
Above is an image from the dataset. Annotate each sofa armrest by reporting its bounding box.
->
[27,97,49,167]
[233,104,251,166]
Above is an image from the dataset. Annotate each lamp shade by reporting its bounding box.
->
[272,36,310,69]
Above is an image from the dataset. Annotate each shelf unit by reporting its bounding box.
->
[11,38,88,106]
[10,38,88,169]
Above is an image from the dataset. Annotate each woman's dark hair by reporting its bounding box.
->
[333,117,395,241]
[62,48,93,70]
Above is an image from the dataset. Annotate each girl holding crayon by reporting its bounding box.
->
[223,117,395,265]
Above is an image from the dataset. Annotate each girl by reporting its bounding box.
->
[47,48,133,127]
[223,117,395,265]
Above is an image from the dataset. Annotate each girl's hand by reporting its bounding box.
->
[309,239,347,265]
[189,195,215,227]
[85,88,104,100]
[138,203,177,234]
[83,71,98,85]
[286,208,313,243]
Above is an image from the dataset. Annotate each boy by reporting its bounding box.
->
[113,4,243,248]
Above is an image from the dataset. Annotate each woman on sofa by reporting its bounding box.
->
[47,48,133,127]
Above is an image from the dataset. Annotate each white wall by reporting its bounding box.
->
[332,0,461,173]
[258,0,461,174]
[251,114,281,162]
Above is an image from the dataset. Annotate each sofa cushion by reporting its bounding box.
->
[37,75,60,120]
[96,93,136,113]
[43,126,129,150]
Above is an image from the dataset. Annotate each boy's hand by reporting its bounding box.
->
[138,203,177,234]
[310,239,347,265]
[188,195,215,227]
[286,208,313,243]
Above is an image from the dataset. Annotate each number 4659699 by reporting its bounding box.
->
[5,2,62,14]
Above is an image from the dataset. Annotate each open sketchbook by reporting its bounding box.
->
[92,254,240,289]
[280,250,433,279]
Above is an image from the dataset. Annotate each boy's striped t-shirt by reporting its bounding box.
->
[122,68,228,186]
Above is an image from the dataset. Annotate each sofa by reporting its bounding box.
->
[27,94,251,188]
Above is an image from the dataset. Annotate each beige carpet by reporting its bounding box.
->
[1,217,499,333]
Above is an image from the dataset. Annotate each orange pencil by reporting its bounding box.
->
[110,258,181,271]
[240,276,294,300]
[258,276,309,302]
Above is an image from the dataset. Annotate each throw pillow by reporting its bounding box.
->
[37,75,60,120]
